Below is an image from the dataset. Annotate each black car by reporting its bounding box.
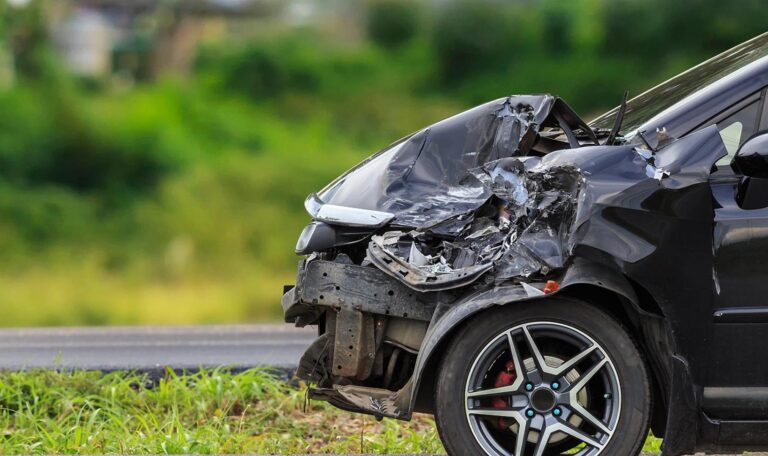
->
[282,32,768,455]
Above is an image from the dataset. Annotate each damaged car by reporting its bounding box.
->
[282,32,768,456]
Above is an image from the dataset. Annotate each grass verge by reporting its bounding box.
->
[0,368,661,454]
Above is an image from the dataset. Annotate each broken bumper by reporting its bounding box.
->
[283,258,436,325]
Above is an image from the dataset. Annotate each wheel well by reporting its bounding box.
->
[413,283,672,437]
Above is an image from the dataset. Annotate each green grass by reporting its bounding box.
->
[0,368,661,454]
[0,368,441,454]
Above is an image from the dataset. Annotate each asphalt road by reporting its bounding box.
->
[0,324,316,372]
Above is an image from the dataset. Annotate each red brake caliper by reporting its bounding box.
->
[492,360,517,429]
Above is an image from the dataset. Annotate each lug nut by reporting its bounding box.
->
[525,383,534,392]
[526,409,535,418]
[551,381,560,390]
[553,407,562,417]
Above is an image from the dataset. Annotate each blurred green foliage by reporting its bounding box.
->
[366,0,421,49]
[0,0,765,326]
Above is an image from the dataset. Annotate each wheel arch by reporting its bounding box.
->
[411,262,675,440]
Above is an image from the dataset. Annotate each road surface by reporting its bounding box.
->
[0,324,315,372]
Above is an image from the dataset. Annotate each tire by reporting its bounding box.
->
[434,298,651,456]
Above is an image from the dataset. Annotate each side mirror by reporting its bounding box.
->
[734,133,768,178]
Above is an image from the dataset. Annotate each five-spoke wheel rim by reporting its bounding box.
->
[464,321,621,456]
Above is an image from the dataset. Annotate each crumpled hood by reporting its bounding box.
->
[311,94,595,234]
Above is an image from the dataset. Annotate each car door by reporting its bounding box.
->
[706,88,768,418]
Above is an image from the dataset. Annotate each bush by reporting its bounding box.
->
[196,33,401,103]
[196,36,323,100]
[366,0,420,49]
[0,183,95,248]
[0,85,181,195]
[431,1,530,85]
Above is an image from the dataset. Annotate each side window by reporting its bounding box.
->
[716,100,761,166]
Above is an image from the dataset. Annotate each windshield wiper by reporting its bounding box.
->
[606,90,629,145]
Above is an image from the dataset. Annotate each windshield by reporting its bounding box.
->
[591,32,768,134]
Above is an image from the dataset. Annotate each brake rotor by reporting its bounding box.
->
[491,355,587,444]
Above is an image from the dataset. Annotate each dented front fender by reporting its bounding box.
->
[406,257,641,415]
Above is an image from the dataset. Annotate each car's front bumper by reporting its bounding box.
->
[282,257,436,327]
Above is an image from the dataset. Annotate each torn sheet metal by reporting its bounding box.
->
[361,157,579,290]
[309,383,408,419]
[362,154,583,291]
[367,231,494,291]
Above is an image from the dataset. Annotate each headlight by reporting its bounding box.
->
[295,221,336,254]
[295,223,317,254]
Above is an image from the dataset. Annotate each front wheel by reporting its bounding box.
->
[434,298,651,456]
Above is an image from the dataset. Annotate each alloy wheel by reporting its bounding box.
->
[464,321,621,456]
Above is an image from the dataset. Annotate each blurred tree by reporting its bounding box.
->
[664,0,768,56]
[366,0,420,49]
[569,0,604,55]
[196,37,322,100]
[600,0,670,62]
[539,0,573,55]
[0,0,50,80]
[601,0,768,78]
[432,1,528,85]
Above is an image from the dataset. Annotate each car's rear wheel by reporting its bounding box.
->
[434,298,651,456]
